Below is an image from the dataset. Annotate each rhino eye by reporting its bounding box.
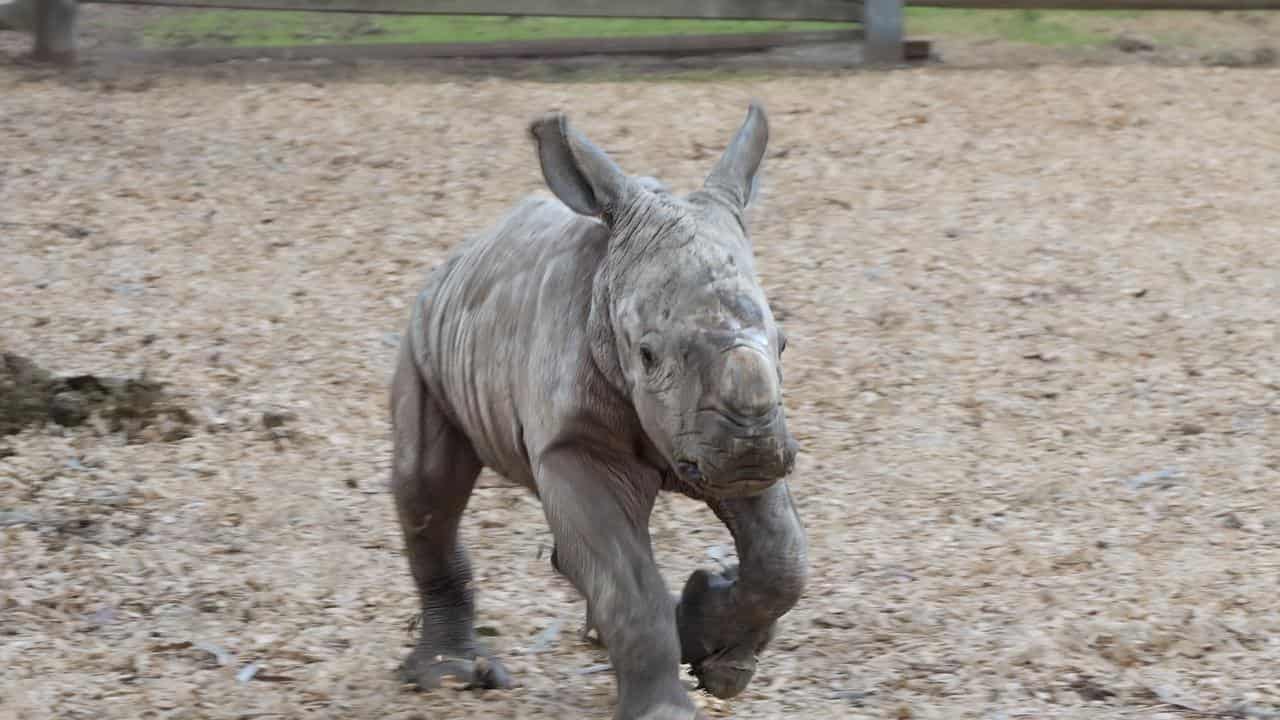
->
[639,344,658,373]
[778,331,788,355]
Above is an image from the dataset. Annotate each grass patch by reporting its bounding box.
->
[139,8,1155,51]
[905,7,1141,47]
[141,12,848,49]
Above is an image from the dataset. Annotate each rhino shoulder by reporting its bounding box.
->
[518,193,607,239]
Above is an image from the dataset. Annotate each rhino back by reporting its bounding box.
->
[411,195,614,485]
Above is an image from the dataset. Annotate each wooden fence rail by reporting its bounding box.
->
[8,0,892,66]
[5,0,896,64]
[4,0,1280,68]
[85,0,868,20]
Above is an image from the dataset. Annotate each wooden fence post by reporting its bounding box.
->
[1,0,33,30]
[33,0,79,64]
[863,0,904,64]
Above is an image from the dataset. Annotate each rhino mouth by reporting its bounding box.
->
[674,455,786,499]
[670,407,797,498]
[676,460,704,482]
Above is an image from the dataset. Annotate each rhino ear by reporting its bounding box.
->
[703,101,769,209]
[529,113,630,222]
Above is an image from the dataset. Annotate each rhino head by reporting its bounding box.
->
[530,103,797,499]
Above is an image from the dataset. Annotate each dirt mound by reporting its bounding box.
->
[0,352,194,442]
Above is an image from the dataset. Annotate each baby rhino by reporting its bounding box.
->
[389,102,807,720]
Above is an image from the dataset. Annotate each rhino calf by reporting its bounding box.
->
[389,103,807,720]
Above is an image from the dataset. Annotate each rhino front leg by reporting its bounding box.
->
[677,481,807,699]
[390,342,512,691]
[537,449,700,720]
[550,545,604,647]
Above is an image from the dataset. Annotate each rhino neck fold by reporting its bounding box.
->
[587,264,628,396]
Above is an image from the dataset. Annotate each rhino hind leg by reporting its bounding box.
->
[390,343,513,692]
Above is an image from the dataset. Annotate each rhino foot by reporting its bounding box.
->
[687,642,759,700]
[676,565,777,700]
[399,648,514,691]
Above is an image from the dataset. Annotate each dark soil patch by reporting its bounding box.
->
[1,352,194,442]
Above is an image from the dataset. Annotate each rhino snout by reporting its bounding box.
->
[676,411,797,499]
[717,345,780,422]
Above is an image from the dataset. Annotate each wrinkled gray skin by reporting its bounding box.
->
[389,103,807,720]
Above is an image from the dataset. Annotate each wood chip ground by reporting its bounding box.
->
[2,60,1279,719]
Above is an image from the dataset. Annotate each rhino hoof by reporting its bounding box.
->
[690,644,758,700]
[399,649,515,691]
